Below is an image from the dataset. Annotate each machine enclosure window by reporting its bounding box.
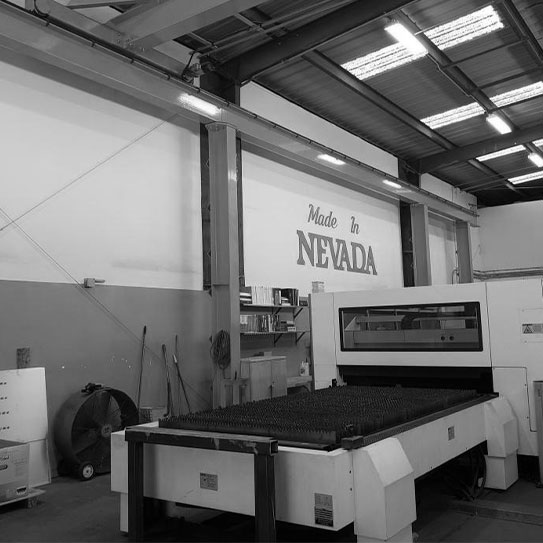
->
[339,301,483,352]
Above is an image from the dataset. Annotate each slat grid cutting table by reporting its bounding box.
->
[113,384,515,543]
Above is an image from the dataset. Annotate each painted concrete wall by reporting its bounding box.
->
[242,150,404,296]
[0,56,202,289]
[478,201,543,271]
[0,281,212,470]
[0,52,209,471]
[421,173,477,211]
[241,86,474,288]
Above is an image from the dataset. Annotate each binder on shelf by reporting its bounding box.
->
[240,285,252,305]
[280,288,299,306]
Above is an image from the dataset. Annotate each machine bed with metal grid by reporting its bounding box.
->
[159,385,491,449]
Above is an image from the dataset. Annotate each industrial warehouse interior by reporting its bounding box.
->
[1,0,543,542]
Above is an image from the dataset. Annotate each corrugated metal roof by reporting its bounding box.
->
[190,0,543,206]
[257,60,445,159]
[458,43,538,88]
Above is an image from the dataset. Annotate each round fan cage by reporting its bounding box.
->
[54,385,138,480]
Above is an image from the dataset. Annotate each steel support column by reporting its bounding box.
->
[208,122,240,408]
[455,221,474,284]
[411,204,432,286]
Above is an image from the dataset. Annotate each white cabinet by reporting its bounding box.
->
[240,356,287,402]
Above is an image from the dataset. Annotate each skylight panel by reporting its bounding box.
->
[425,5,503,50]
[341,6,503,81]
[491,82,543,107]
[476,145,525,161]
[341,43,424,80]
[421,81,543,129]
[509,171,543,184]
[421,103,484,129]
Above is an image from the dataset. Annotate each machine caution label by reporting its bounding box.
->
[314,493,333,527]
[200,473,218,491]
[522,323,543,334]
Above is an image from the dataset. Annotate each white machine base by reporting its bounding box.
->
[485,454,519,490]
[112,397,515,541]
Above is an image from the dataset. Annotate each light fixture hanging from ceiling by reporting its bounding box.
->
[486,114,512,135]
[384,22,428,55]
[317,153,346,166]
[528,153,543,168]
[178,93,221,117]
[383,179,402,189]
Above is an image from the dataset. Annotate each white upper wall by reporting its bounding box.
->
[421,173,477,211]
[428,213,457,285]
[242,151,404,295]
[0,56,203,289]
[240,83,398,178]
[478,201,543,271]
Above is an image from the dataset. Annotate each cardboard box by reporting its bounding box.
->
[0,439,29,502]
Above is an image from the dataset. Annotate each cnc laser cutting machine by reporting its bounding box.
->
[111,278,539,542]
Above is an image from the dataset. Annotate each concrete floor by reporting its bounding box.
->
[0,473,542,542]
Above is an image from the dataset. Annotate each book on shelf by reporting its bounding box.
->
[280,288,299,306]
[239,285,252,305]
[240,313,280,333]
[240,285,300,307]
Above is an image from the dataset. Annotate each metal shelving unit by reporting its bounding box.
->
[240,304,309,345]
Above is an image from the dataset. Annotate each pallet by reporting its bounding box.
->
[0,488,45,509]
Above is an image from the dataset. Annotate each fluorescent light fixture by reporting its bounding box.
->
[422,103,484,129]
[491,81,543,107]
[342,6,503,81]
[533,138,543,147]
[383,179,402,189]
[509,170,543,184]
[317,154,345,166]
[486,114,512,134]
[385,22,428,55]
[528,153,543,168]
[477,145,525,161]
[178,93,221,117]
